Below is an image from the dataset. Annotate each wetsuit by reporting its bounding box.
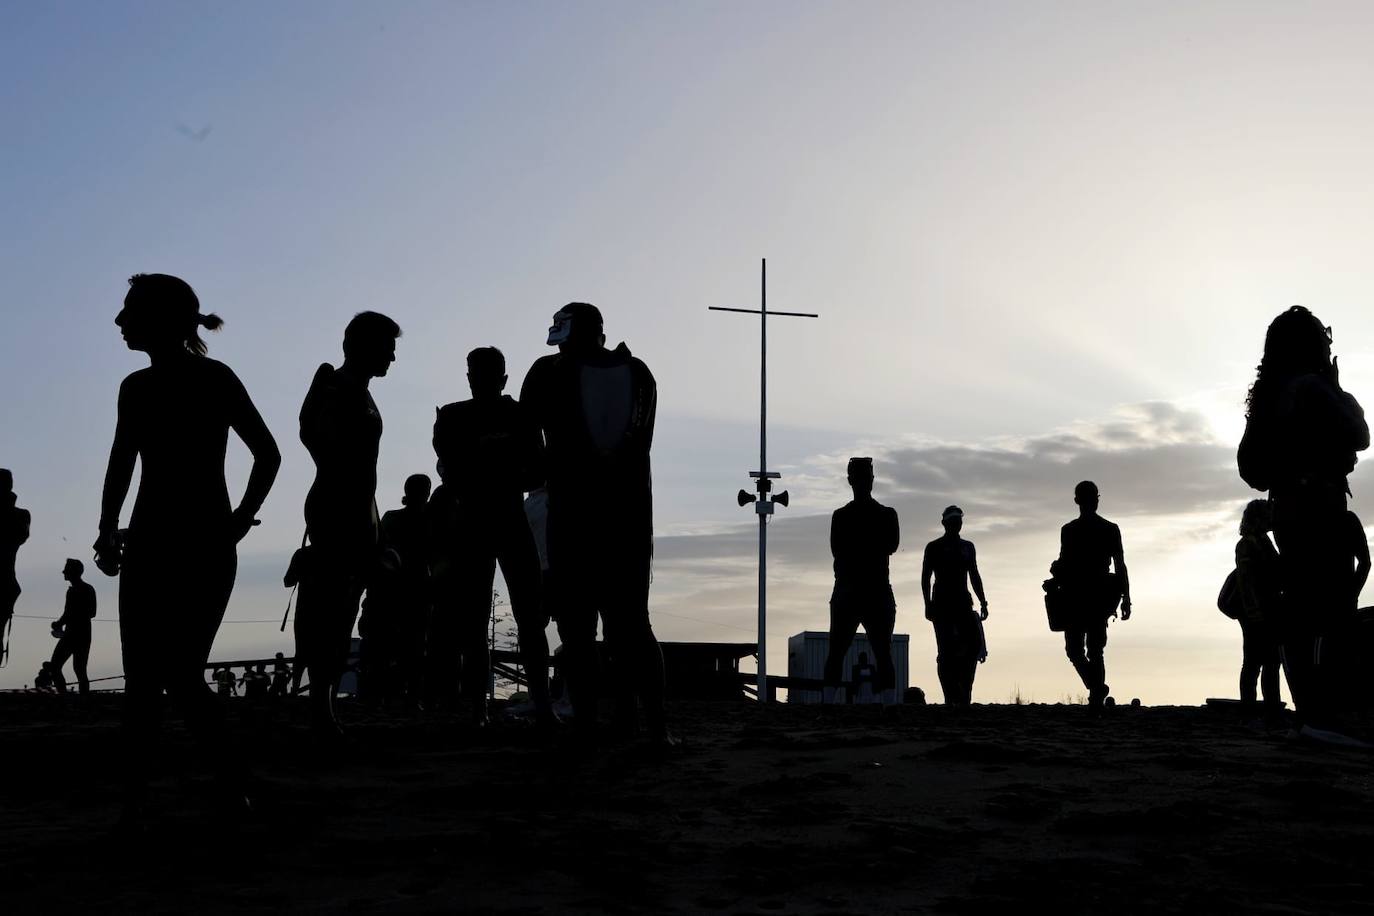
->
[50,579,96,694]
[519,344,663,731]
[297,363,382,694]
[103,357,267,782]
[373,503,432,705]
[1235,532,1282,711]
[1056,514,1124,700]
[923,535,982,705]
[432,395,547,712]
[1,499,30,660]
[824,497,900,693]
[1241,371,1368,725]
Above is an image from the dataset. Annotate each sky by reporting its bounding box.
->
[5,0,1374,703]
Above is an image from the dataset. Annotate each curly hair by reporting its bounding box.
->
[1244,306,1331,420]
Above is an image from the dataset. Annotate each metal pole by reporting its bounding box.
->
[489,588,498,703]
[758,258,767,702]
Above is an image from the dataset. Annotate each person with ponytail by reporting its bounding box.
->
[94,273,281,819]
[1239,306,1368,740]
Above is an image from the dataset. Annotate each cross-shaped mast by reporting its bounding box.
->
[709,258,818,702]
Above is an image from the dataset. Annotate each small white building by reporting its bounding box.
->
[786,630,910,704]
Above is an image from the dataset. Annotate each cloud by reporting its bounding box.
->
[648,398,1276,704]
[657,399,1247,572]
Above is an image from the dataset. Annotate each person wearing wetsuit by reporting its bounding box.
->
[1,469,31,667]
[921,506,988,706]
[94,273,280,820]
[49,559,97,695]
[1053,481,1131,708]
[1234,499,1282,719]
[519,304,668,742]
[823,457,900,701]
[433,348,551,726]
[1238,307,1368,738]
[296,311,399,736]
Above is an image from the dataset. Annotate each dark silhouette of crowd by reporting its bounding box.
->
[6,273,1373,832]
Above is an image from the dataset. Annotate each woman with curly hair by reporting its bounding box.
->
[95,273,281,817]
[1238,306,1368,738]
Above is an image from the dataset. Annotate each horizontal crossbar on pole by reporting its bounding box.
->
[707,306,820,318]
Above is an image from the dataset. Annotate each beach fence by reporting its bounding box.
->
[786,631,910,704]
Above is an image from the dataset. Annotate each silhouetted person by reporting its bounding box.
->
[1053,481,1131,708]
[519,304,668,742]
[49,559,96,695]
[1,469,31,667]
[849,651,876,704]
[269,652,291,697]
[35,660,58,691]
[921,506,989,706]
[1235,499,1282,719]
[213,667,234,698]
[364,474,432,707]
[823,458,899,702]
[243,662,269,700]
[94,273,280,820]
[296,311,400,737]
[1239,306,1368,737]
[432,348,552,727]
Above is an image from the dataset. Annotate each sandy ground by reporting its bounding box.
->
[3,694,1373,915]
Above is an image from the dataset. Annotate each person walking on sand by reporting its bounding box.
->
[1238,306,1368,741]
[94,272,281,822]
[1,469,31,667]
[49,559,97,695]
[1052,481,1131,709]
[295,311,400,738]
[823,458,900,703]
[921,506,989,706]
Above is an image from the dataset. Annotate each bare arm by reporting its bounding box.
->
[969,543,988,614]
[1113,529,1131,619]
[98,378,138,534]
[227,370,281,541]
[920,544,934,617]
[1353,519,1371,604]
[94,379,138,574]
